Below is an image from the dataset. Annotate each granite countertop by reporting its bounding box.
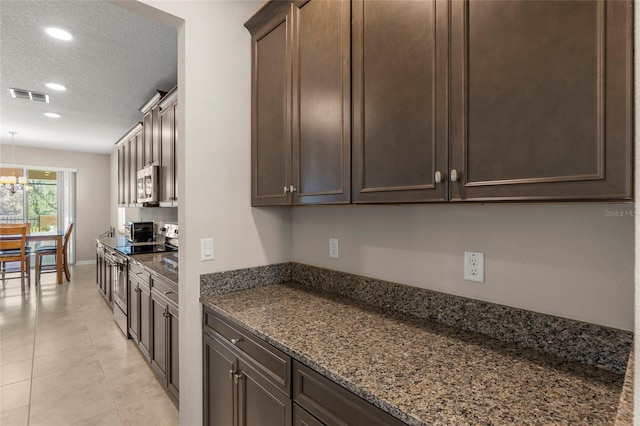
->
[98,236,178,284]
[97,235,129,248]
[201,283,624,426]
[130,252,178,285]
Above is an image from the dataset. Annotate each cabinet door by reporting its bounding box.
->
[251,13,292,206]
[291,0,350,205]
[237,356,292,426]
[136,130,145,171]
[167,302,179,399]
[173,103,178,204]
[151,291,168,383]
[117,146,126,205]
[128,136,138,205]
[160,103,176,205]
[139,282,151,360]
[352,0,448,203]
[128,279,139,342]
[449,0,632,201]
[204,334,237,426]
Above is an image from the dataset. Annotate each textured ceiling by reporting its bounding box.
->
[0,0,177,155]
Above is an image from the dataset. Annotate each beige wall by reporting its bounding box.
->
[118,2,291,424]
[0,145,111,262]
[292,203,634,331]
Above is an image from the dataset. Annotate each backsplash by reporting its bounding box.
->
[200,262,632,374]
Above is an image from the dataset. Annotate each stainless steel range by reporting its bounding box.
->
[111,223,179,337]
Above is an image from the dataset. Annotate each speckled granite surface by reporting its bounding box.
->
[200,262,631,374]
[614,347,633,425]
[202,283,624,426]
[200,262,290,295]
[291,263,632,374]
[98,237,179,284]
[130,252,178,284]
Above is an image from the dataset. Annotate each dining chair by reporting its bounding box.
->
[0,224,29,291]
[0,223,32,282]
[35,223,74,285]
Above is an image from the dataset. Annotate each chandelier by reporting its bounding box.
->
[0,132,27,195]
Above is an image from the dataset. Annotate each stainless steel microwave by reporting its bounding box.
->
[137,164,159,203]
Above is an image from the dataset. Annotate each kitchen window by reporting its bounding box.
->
[0,165,76,263]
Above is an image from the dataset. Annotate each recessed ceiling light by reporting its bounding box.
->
[46,83,66,91]
[44,112,61,118]
[45,27,72,41]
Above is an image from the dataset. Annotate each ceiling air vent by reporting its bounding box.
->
[9,88,50,103]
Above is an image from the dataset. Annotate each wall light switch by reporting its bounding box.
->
[201,238,214,261]
[329,238,339,259]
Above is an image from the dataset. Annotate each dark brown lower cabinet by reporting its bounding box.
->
[138,281,151,360]
[96,243,114,304]
[203,308,405,426]
[167,302,179,398]
[203,332,291,426]
[128,263,151,361]
[293,361,405,426]
[293,404,323,426]
[127,273,140,342]
[150,282,180,400]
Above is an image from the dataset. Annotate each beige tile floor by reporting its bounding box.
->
[0,264,179,425]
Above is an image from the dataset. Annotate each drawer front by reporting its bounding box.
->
[293,361,405,426]
[203,309,291,396]
[294,403,325,426]
[129,261,150,283]
[151,275,178,305]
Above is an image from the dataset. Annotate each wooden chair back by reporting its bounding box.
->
[0,224,27,261]
[63,223,74,252]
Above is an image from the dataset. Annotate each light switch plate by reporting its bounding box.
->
[329,238,339,259]
[201,238,214,261]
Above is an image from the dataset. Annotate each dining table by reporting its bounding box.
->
[27,231,65,284]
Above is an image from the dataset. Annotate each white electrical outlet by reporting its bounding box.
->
[329,238,339,259]
[201,238,214,261]
[464,251,484,283]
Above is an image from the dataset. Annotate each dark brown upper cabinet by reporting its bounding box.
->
[247,0,632,205]
[448,0,632,201]
[246,0,351,206]
[352,0,448,203]
[140,90,165,168]
[159,88,179,207]
[116,123,143,207]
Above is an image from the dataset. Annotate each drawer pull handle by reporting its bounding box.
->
[163,291,172,295]
[231,338,243,345]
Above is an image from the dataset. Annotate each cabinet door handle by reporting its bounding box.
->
[283,185,290,194]
[289,185,296,193]
[234,373,243,384]
[230,338,243,345]
[228,369,235,380]
[450,169,459,182]
[435,171,445,183]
